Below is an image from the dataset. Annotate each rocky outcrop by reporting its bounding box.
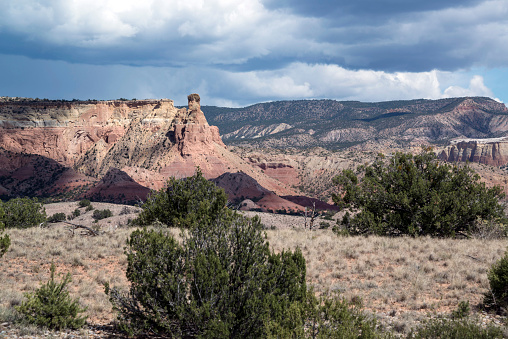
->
[211,172,304,212]
[438,138,508,166]
[0,99,176,166]
[173,95,225,157]
[0,148,94,198]
[0,94,298,201]
[85,168,151,204]
[255,162,299,186]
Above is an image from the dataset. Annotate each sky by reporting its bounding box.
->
[0,0,507,107]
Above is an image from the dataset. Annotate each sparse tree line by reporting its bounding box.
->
[0,197,116,258]
[1,152,508,337]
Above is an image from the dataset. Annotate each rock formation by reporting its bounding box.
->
[438,138,508,166]
[85,168,151,204]
[211,172,304,212]
[0,95,298,208]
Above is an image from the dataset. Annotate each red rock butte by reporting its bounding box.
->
[0,94,298,203]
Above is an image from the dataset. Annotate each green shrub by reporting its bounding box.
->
[16,263,87,330]
[67,209,80,220]
[333,150,506,237]
[78,199,91,208]
[0,205,10,258]
[107,211,308,337]
[85,205,94,212]
[134,168,227,228]
[107,173,380,338]
[485,247,508,310]
[319,221,330,229]
[47,212,66,223]
[2,197,47,229]
[92,209,112,220]
[451,300,470,319]
[407,318,504,338]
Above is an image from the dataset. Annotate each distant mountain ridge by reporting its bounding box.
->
[202,97,508,148]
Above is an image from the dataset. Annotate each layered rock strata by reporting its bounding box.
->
[0,95,297,203]
[438,139,508,166]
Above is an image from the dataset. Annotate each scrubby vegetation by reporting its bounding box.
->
[2,197,47,229]
[78,199,91,208]
[1,159,508,336]
[485,246,508,311]
[0,205,9,258]
[408,317,505,338]
[107,171,380,337]
[47,212,66,223]
[333,150,506,237]
[67,208,81,220]
[16,263,87,330]
[92,209,113,220]
[134,168,227,228]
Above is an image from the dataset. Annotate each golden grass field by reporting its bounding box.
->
[0,202,507,337]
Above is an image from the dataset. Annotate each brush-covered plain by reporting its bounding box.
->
[0,202,506,336]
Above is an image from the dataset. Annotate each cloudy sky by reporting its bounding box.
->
[0,0,507,107]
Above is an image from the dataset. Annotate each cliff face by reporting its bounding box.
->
[0,99,176,167]
[438,139,508,166]
[0,96,226,177]
[0,95,297,202]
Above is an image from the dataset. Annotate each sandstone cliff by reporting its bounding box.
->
[438,138,508,166]
[0,95,298,204]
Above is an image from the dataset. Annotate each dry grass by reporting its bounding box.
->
[266,228,507,334]
[1,204,506,335]
[0,224,131,324]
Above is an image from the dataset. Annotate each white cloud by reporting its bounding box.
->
[443,75,495,99]
[0,53,499,106]
[1,0,507,72]
[215,63,498,104]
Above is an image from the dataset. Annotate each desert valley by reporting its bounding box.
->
[2,94,508,209]
[1,94,508,337]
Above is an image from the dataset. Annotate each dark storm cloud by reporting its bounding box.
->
[1,0,506,72]
[0,0,505,104]
[263,0,484,18]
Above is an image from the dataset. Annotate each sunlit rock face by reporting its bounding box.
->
[0,95,297,204]
[439,139,508,166]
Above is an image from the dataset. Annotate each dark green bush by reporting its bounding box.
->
[0,205,10,258]
[108,172,380,338]
[92,209,112,220]
[85,205,94,212]
[333,150,506,237]
[47,212,66,223]
[319,221,330,229]
[2,197,47,229]
[67,208,80,220]
[451,300,470,319]
[134,168,227,228]
[16,263,87,330]
[108,211,309,337]
[407,318,504,338]
[78,199,91,208]
[485,247,508,310]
